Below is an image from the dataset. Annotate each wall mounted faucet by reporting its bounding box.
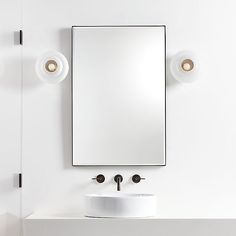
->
[114,174,123,191]
[92,174,145,188]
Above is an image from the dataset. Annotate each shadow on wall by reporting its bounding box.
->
[166,55,179,89]
[0,213,20,236]
[0,174,19,193]
[23,57,42,88]
[0,31,41,90]
[59,28,73,169]
[0,32,19,90]
[0,57,21,90]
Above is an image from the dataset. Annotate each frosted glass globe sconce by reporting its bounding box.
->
[169,51,198,83]
[35,51,69,84]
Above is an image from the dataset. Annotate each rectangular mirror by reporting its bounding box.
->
[72,25,166,166]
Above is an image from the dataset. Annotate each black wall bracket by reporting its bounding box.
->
[19,173,22,188]
[19,30,23,45]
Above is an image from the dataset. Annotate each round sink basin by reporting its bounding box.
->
[85,193,157,218]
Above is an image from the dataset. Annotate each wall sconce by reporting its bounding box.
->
[35,51,69,84]
[170,51,198,83]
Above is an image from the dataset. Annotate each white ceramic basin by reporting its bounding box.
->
[85,193,157,218]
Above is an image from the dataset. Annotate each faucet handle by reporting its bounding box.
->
[92,174,105,183]
[114,174,123,183]
[132,174,145,183]
[114,174,123,191]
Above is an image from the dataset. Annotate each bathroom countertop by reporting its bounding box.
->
[24,215,236,236]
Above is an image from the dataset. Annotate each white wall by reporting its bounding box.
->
[21,0,236,218]
[0,0,22,235]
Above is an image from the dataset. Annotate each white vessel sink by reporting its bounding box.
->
[85,193,157,218]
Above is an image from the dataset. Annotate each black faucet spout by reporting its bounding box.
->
[114,174,123,191]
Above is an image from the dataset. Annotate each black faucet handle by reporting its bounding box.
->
[92,174,105,183]
[114,174,123,183]
[132,174,145,183]
[114,174,123,191]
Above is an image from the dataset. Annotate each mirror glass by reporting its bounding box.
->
[72,26,166,166]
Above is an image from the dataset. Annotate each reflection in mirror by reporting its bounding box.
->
[72,26,166,166]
